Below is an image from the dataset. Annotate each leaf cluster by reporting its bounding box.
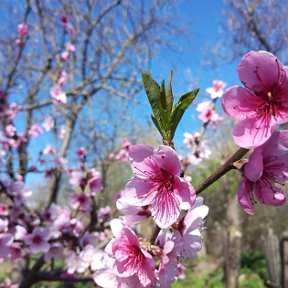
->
[142,72,199,144]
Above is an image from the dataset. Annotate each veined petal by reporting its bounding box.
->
[183,229,202,259]
[254,180,286,206]
[233,117,275,149]
[244,148,263,182]
[120,178,156,205]
[154,145,181,175]
[183,205,209,233]
[151,192,181,228]
[222,86,260,120]
[238,50,286,94]
[238,178,254,215]
[173,177,195,210]
[129,144,155,178]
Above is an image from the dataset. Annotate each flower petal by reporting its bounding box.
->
[120,178,156,206]
[233,117,275,149]
[174,177,195,210]
[238,50,285,95]
[244,148,263,182]
[254,180,286,206]
[237,178,254,215]
[222,86,259,120]
[151,192,181,229]
[129,144,154,178]
[153,145,181,175]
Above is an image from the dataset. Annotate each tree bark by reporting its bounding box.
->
[223,195,242,288]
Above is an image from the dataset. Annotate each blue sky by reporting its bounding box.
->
[138,0,242,149]
[3,1,248,187]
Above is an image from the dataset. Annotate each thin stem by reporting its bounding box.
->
[195,147,249,194]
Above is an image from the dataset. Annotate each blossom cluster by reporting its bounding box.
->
[91,144,209,287]
[222,50,288,213]
[182,79,226,166]
[2,40,288,288]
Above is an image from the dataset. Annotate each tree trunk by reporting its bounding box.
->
[223,195,242,288]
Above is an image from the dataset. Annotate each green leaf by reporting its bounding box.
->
[151,114,165,139]
[142,72,170,141]
[159,80,167,109]
[165,70,174,114]
[170,89,199,138]
[142,72,161,118]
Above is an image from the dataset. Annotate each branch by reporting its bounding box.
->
[195,147,248,194]
[36,271,94,283]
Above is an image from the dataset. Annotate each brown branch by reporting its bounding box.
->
[19,256,45,288]
[195,147,248,194]
[36,272,94,283]
[241,0,274,53]
[81,0,122,79]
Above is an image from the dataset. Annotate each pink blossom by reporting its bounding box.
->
[43,144,54,155]
[70,217,84,237]
[65,251,79,274]
[114,149,129,162]
[210,112,224,128]
[80,231,97,247]
[121,139,131,149]
[98,206,112,222]
[206,80,227,99]
[61,51,69,62]
[197,100,222,126]
[66,42,76,52]
[67,24,75,36]
[71,192,90,213]
[87,168,103,195]
[5,125,16,137]
[188,141,211,166]
[238,130,288,214]
[69,170,85,187]
[42,116,54,131]
[114,139,131,162]
[0,219,8,233]
[222,51,288,148]
[78,245,105,273]
[116,199,151,224]
[57,70,68,87]
[0,204,8,216]
[44,243,63,261]
[0,278,19,288]
[28,125,43,138]
[6,103,18,119]
[60,15,70,25]
[25,227,50,254]
[49,206,72,238]
[9,243,23,263]
[183,132,194,148]
[106,223,156,287]
[58,126,66,139]
[155,231,179,287]
[0,233,13,259]
[119,144,195,228]
[173,197,209,260]
[14,225,27,241]
[15,38,22,46]
[50,86,67,105]
[176,263,186,280]
[77,147,86,159]
[94,254,140,288]
[17,23,28,37]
